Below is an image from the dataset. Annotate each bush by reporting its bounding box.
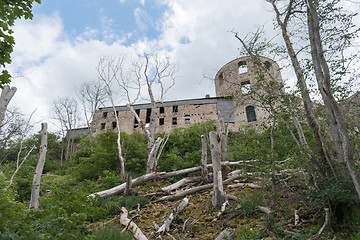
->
[91,225,133,240]
[92,192,149,216]
[237,191,264,218]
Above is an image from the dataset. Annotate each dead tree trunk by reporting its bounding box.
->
[29,123,48,210]
[0,85,16,126]
[157,197,189,234]
[209,131,225,209]
[201,135,208,181]
[216,113,228,162]
[119,207,148,240]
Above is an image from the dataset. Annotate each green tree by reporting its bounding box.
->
[0,0,41,86]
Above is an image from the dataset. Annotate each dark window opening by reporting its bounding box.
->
[101,123,106,130]
[102,112,108,119]
[173,105,178,113]
[146,108,151,123]
[172,117,177,125]
[238,61,247,74]
[241,81,251,94]
[184,114,190,117]
[159,118,164,126]
[134,109,140,128]
[159,107,165,114]
[112,121,117,129]
[264,61,272,70]
[185,118,190,124]
[219,72,224,86]
[246,106,257,122]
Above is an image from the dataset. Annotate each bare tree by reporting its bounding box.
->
[5,109,37,190]
[305,0,360,197]
[265,0,360,197]
[134,53,175,173]
[50,97,80,162]
[97,53,175,175]
[97,57,128,181]
[77,80,107,131]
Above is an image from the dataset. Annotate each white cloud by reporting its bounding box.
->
[134,7,153,32]
[9,14,137,131]
[13,0,358,132]
[145,0,275,100]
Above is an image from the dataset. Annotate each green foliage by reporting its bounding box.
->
[91,225,133,240]
[309,177,359,211]
[158,121,215,172]
[0,174,27,234]
[121,131,147,177]
[70,130,147,181]
[92,192,149,216]
[0,0,41,86]
[40,183,108,222]
[237,191,264,218]
[11,155,37,202]
[236,227,267,239]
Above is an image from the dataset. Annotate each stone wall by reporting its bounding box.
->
[91,56,285,135]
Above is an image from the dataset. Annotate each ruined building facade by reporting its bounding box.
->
[91,56,283,135]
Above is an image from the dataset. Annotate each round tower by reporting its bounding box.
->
[214,56,283,98]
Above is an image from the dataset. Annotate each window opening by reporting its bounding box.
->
[185,118,190,124]
[173,105,178,113]
[159,107,165,114]
[172,117,177,125]
[218,72,224,86]
[112,122,117,129]
[146,108,151,123]
[101,123,106,130]
[264,61,272,70]
[238,61,247,74]
[246,106,257,122]
[134,109,140,128]
[102,112,108,119]
[159,118,164,126]
[241,81,251,94]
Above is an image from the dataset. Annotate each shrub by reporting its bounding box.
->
[92,192,149,216]
[237,192,264,218]
[91,225,133,240]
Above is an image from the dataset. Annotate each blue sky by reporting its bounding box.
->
[7,0,360,133]
[32,0,168,44]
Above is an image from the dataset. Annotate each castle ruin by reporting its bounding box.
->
[91,56,283,135]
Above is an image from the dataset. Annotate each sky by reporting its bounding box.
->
[6,0,360,133]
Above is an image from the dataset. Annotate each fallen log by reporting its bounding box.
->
[161,177,202,192]
[119,207,148,240]
[88,172,165,198]
[213,200,229,222]
[215,228,235,240]
[157,197,189,234]
[227,183,261,189]
[88,161,257,198]
[157,175,241,202]
[257,206,272,215]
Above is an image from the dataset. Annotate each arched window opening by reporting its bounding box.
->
[264,61,272,70]
[241,81,251,94]
[238,61,247,74]
[218,72,224,86]
[245,106,257,122]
